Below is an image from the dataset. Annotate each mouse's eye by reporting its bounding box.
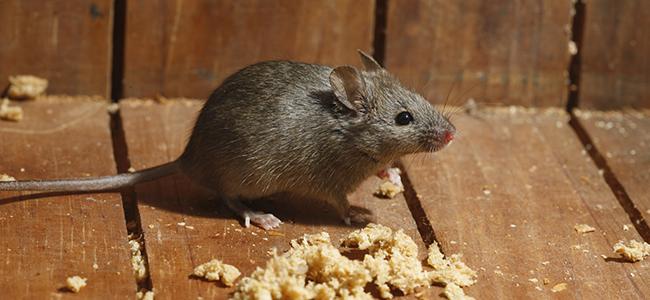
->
[395,111,413,125]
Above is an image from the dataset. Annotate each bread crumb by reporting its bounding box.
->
[443,282,475,300]
[613,240,650,262]
[543,278,550,285]
[551,282,567,292]
[0,173,16,182]
[7,75,48,99]
[623,224,630,231]
[193,259,241,287]
[136,289,154,300]
[374,167,404,198]
[65,276,87,293]
[107,103,120,114]
[427,241,477,287]
[0,98,23,121]
[374,181,404,198]
[128,236,148,282]
[574,224,595,234]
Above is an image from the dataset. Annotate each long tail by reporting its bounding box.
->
[0,161,178,192]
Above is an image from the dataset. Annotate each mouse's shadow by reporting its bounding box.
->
[0,173,371,228]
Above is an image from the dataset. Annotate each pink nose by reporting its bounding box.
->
[443,131,454,144]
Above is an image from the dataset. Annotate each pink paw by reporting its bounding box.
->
[244,211,283,230]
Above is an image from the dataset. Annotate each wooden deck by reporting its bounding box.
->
[1,97,649,299]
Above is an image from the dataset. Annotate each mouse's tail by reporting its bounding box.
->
[0,162,178,192]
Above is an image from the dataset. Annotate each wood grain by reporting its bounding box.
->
[579,0,650,109]
[576,109,650,225]
[384,0,573,107]
[0,1,113,97]
[123,0,375,99]
[0,97,134,298]
[401,109,650,298]
[118,99,440,299]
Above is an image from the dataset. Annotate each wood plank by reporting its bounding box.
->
[579,0,650,109]
[119,99,439,299]
[0,97,135,298]
[401,108,650,298]
[384,0,573,107]
[0,1,114,97]
[123,0,375,99]
[576,109,650,225]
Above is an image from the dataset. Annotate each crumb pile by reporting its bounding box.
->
[232,224,476,300]
[193,259,241,287]
[65,276,87,293]
[7,75,48,99]
[613,240,650,262]
[0,98,23,121]
[375,167,405,199]
[128,235,148,282]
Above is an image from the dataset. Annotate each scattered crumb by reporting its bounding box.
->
[374,167,404,198]
[568,41,578,55]
[623,224,630,231]
[574,224,596,234]
[193,259,241,287]
[427,241,477,288]
[128,236,148,282]
[136,289,154,300]
[177,222,186,226]
[613,240,650,262]
[92,263,99,270]
[7,75,48,99]
[185,225,195,230]
[551,282,567,293]
[528,278,538,283]
[0,98,23,121]
[65,276,87,293]
[543,278,550,285]
[128,167,136,173]
[0,173,16,182]
[443,282,475,300]
[374,181,404,198]
[107,103,120,114]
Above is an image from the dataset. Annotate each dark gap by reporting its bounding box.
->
[395,160,441,249]
[565,0,585,112]
[568,117,650,242]
[109,0,154,292]
[372,0,388,65]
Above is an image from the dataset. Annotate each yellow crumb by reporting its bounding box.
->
[443,282,475,300]
[613,240,650,262]
[136,289,154,300]
[427,241,478,287]
[374,181,404,198]
[0,174,16,182]
[7,75,48,99]
[551,282,567,292]
[128,236,148,282]
[65,276,87,293]
[574,224,596,234]
[0,98,23,121]
[193,259,241,287]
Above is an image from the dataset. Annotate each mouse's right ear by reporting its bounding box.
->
[329,66,368,113]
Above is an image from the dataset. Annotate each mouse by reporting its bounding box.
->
[0,50,456,230]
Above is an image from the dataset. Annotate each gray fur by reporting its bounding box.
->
[0,51,455,222]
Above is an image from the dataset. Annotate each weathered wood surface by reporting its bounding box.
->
[0,97,134,298]
[123,0,375,99]
[384,0,573,107]
[0,1,114,97]
[119,99,436,299]
[576,109,650,226]
[579,0,650,109]
[401,109,650,299]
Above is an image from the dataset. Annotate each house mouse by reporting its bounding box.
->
[0,51,456,230]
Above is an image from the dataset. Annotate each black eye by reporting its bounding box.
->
[395,111,413,125]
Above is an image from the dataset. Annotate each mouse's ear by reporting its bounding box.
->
[329,66,369,113]
[357,50,382,72]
